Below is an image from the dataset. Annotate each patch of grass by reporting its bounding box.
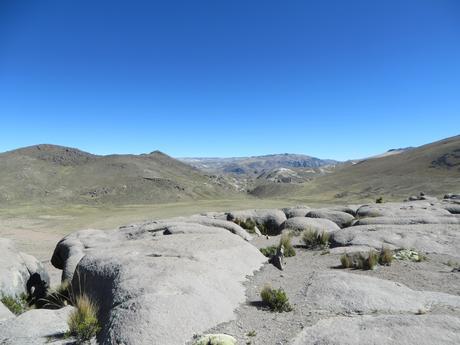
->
[340,253,353,268]
[279,234,296,257]
[302,229,330,249]
[260,285,292,312]
[1,293,29,315]
[366,250,379,270]
[246,330,256,337]
[376,197,383,203]
[67,294,101,342]
[234,218,257,233]
[39,280,72,309]
[379,247,394,266]
[340,250,379,270]
[260,246,278,257]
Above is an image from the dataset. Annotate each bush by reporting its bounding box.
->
[340,253,352,268]
[234,218,257,233]
[376,197,383,203]
[38,280,72,309]
[302,229,330,249]
[340,250,379,270]
[279,234,296,257]
[67,294,101,342]
[260,285,292,312]
[379,247,394,266]
[1,294,28,315]
[260,246,277,257]
[365,250,378,270]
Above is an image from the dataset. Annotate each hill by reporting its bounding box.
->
[0,144,241,205]
[251,135,460,202]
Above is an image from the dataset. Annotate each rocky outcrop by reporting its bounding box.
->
[306,209,355,228]
[0,302,13,322]
[292,314,460,345]
[282,206,311,218]
[0,238,49,299]
[52,219,266,345]
[226,209,287,235]
[282,217,340,234]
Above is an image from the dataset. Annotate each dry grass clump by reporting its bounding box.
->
[38,280,72,309]
[234,218,257,233]
[259,246,277,257]
[67,294,101,342]
[260,285,292,312]
[279,234,296,257]
[340,250,380,270]
[379,247,394,266]
[302,229,330,249]
[0,293,28,315]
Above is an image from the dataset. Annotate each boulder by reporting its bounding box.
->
[282,206,310,218]
[0,302,13,322]
[282,217,340,234]
[0,306,74,344]
[52,219,266,345]
[353,214,459,226]
[331,224,460,258]
[0,238,49,299]
[443,203,460,214]
[194,334,236,345]
[330,205,359,216]
[304,271,460,314]
[291,314,460,345]
[306,209,355,228]
[226,209,287,235]
[356,201,450,218]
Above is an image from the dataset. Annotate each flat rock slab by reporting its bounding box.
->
[0,302,14,321]
[304,271,460,314]
[283,217,340,234]
[291,314,460,345]
[0,306,73,344]
[306,209,355,228]
[0,238,49,297]
[52,219,266,345]
[226,209,287,234]
[356,201,452,218]
[331,223,460,257]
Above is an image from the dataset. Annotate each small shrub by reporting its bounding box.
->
[260,246,278,257]
[340,253,353,268]
[279,234,296,257]
[376,197,383,203]
[246,330,256,337]
[260,285,292,312]
[365,250,378,270]
[67,294,101,342]
[340,250,378,270]
[39,280,72,309]
[234,218,257,234]
[1,294,28,315]
[379,247,394,266]
[302,229,330,249]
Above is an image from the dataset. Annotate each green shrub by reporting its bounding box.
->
[376,197,383,204]
[234,218,257,233]
[279,234,296,257]
[260,246,278,257]
[379,247,394,266]
[1,293,28,315]
[67,294,101,342]
[260,285,292,312]
[394,249,427,262]
[302,229,330,249]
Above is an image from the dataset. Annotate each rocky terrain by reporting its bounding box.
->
[1,194,460,344]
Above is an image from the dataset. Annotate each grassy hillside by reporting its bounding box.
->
[251,135,460,203]
[0,144,242,205]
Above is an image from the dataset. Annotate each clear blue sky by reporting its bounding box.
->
[0,0,459,160]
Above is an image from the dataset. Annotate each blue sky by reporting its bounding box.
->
[0,0,459,160]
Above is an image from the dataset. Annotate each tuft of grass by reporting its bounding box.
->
[246,330,256,337]
[1,293,29,315]
[279,234,296,257]
[302,229,330,249]
[39,280,72,309]
[379,247,394,266]
[260,246,278,257]
[340,250,379,270]
[67,294,101,342]
[376,197,383,203]
[234,218,257,234]
[260,285,292,312]
[365,250,378,270]
[340,253,353,268]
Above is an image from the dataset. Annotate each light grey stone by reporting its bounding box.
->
[306,209,355,228]
[282,217,340,234]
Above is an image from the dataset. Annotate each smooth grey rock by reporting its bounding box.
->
[0,302,13,321]
[306,209,355,228]
[226,209,287,235]
[353,215,459,226]
[356,201,451,218]
[330,205,359,216]
[291,314,460,345]
[0,238,49,298]
[283,217,340,234]
[53,220,266,345]
[282,206,310,218]
[305,271,460,314]
[443,203,460,214]
[0,306,73,344]
[331,224,460,257]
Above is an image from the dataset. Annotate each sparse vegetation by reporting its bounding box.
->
[279,234,296,257]
[379,247,394,266]
[340,253,353,268]
[40,280,72,309]
[234,218,257,233]
[340,250,379,270]
[67,294,101,342]
[260,246,278,257]
[246,330,256,337]
[394,249,427,262]
[302,229,330,249]
[260,285,292,312]
[1,293,29,315]
[376,197,383,203]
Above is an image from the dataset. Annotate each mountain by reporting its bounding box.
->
[0,144,240,205]
[251,135,460,202]
[180,154,338,176]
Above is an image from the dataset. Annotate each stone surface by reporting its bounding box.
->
[305,271,460,314]
[282,217,340,234]
[226,209,287,235]
[52,219,266,345]
[353,214,459,225]
[356,201,451,218]
[306,209,355,228]
[291,314,460,345]
[282,206,310,219]
[0,306,73,344]
[331,223,460,257]
[0,238,50,298]
[0,302,14,322]
[194,334,236,345]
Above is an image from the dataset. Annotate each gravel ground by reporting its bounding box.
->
[201,234,460,345]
